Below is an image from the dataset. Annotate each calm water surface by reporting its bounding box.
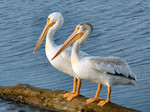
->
[0,0,150,111]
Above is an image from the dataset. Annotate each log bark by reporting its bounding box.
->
[0,84,139,112]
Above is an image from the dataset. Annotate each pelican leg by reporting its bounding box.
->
[86,84,102,103]
[66,79,81,101]
[98,86,111,106]
[63,77,77,98]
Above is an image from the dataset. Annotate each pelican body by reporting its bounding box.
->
[52,23,136,106]
[33,13,86,100]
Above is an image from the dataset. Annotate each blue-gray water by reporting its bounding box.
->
[0,0,150,112]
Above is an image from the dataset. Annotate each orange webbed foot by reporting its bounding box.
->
[66,93,79,101]
[86,97,102,103]
[63,92,76,98]
[97,100,109,106]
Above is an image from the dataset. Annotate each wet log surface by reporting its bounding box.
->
[0,84,139,112]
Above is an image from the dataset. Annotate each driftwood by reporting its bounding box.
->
[0,84,139,112]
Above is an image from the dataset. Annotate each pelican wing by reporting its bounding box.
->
[88,57,136,80]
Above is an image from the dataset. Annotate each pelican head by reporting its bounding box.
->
[33,12,64,54]
[51,23,93,60]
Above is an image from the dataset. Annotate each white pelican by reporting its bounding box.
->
[33,12,87,100]
[51,23,136,106]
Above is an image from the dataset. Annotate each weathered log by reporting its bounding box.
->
[0,84,139,112]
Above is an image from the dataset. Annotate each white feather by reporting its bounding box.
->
[88,57,136,80]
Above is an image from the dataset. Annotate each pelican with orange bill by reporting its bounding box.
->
[33,12,87,101]
[52,23,136,106]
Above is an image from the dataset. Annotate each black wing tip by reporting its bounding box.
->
[107,71,136,80]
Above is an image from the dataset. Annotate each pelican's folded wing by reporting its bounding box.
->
[88,57,136,80]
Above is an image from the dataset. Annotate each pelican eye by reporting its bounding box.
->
[76,27,80,32]
[47,18,50,23]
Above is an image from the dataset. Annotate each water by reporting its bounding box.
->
[0,99,50,112]
[0,0,150,111]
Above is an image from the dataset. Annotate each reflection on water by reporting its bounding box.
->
[0,0,150,111]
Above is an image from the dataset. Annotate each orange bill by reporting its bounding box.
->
[33,22,56,54]
[51,29,84,60]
